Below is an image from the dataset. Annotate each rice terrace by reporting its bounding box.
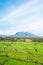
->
[0,37,43,65]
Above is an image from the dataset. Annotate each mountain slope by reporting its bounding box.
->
[14,32,37,38]
[0,32,37,38]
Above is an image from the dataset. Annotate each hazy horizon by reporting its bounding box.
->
[0,0,43,36]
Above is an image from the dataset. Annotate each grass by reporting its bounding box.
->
[0,41,43,65]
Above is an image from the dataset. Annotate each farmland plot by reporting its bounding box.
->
[0,41,43,65]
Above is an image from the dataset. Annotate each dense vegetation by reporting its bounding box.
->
[0,41,43,65]
[0,37,43,42]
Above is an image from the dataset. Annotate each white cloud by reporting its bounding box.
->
[0,0,40,22]
[0,16,43,36]
[0,0,43,36]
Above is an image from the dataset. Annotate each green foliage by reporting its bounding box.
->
[0,37,43,42]
[0,41,43,65]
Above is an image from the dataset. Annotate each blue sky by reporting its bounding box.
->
[0,0,43,36]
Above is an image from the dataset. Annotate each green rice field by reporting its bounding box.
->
[0,41,43,65]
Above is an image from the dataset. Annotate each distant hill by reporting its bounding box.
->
[14,32,37,38]
[0,35,6,37]
[0,32,37,38]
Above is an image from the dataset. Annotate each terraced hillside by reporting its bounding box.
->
[0,41,43,65]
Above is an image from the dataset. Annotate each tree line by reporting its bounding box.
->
[0,37,43,42]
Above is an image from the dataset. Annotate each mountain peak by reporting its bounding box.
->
[14,32,36,38]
